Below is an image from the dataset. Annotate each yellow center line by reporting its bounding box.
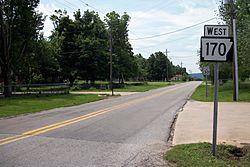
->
[0,85,183,146]
[0,134,23,142]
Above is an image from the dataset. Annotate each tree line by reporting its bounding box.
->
[0,0,187,97]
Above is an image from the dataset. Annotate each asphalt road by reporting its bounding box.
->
[0,81,201,167]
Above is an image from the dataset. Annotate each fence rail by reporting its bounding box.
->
[0,83,70,96]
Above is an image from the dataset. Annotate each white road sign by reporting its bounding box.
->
[200,37,233,62]
[204,25,229,37]
[203,66,210,75]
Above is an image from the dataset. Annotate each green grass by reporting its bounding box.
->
[0,94,105,118]
[72,82,178,92]
[114,82,175,92]
[192,81,250,102]
[165,143,250,167]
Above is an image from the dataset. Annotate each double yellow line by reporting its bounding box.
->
[0,85,181,146]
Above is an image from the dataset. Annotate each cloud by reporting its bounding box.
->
[38,3,57,37]
[127,0,220,72]
[38,2,77,37]
[38,0,221,73]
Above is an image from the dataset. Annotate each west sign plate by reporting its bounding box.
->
[200,37,233,62]
[204,25,229,37]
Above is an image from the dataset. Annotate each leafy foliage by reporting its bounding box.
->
[214,0,250,82]
[0,0,44,96]
[0,2,190,97]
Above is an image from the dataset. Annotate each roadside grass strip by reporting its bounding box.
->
[0,84,185,146]
[191,81,250,102]
[165,143,250,167]
[0,94,105,118]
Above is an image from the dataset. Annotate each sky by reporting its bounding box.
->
[38,0,223,73]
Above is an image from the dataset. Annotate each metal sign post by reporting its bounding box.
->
[206,74,208,98]
[212,63,219,156]
[203,66,210,98]
[232,19,239,101]
[201,24,233,156]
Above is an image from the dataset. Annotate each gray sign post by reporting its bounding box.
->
[212,63,219,156]
[203,66,210,98]
[201,25,233,156]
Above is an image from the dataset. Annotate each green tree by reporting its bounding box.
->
[134,54,148,81]
[146,51,174,81]
[51,10,109,85]
[51,10,79,85]
[105,11,134,84]
[75,10,109,84]
[0,0,44,97]
[236,0,250,81]
[218,0,250,81]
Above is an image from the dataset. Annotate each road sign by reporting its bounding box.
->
[201,24,233,156]
[204,25,229,37]
[203,66,210,75]
[200,37,233,62]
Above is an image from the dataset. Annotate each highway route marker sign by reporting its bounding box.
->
[200,37,233,62]
[200,24,234,156]
[202,66,210,76]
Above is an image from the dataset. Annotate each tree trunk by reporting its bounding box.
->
[121,73,125,84]
[69,77,75,87]
[0,1,12,97]
[3,67,12,97]
[90,80,95,85]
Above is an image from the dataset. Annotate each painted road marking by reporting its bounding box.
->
[0,84,187,146]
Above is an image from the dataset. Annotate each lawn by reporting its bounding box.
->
[165,143,250,167]
[114,82,175,92]
[192,81,250,102]
[71,81,177,92]
[0,94,105,118]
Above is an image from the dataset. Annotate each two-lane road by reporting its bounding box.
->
[0,81,201,167]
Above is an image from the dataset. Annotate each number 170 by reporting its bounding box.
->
[206,42,226,56]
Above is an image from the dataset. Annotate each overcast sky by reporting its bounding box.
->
[39,0,222,73]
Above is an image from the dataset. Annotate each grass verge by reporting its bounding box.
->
[0,94,105,118]
[114,82,175,92]
[191,81,250,102]
[165,143,250,167]
[71,82,177,92]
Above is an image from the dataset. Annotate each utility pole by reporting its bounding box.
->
[180,61,183,78]
[166,48,169,81]
[109,23,114,96]
[224,0,239,101]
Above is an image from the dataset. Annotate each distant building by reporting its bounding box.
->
[171,74,183,81]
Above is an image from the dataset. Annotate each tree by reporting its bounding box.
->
[218,0,250,81]
[34,37,60,83]
[51,10,80,85]
[146,51,174,81]
[134,54,148,81]
[236,0,250,81]
[75,10,109,84]
[105,11,134,84]
[51,10,109,85]
[0,0,44,97]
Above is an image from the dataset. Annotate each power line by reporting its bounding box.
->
[133,34,200,50]
[62,0,79,9]
[130,17,216,40]
[77,0,141,38]
[129,0,177,19]
[39,4,54,15]
[78,0,106,15]
[54,0,75,11]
